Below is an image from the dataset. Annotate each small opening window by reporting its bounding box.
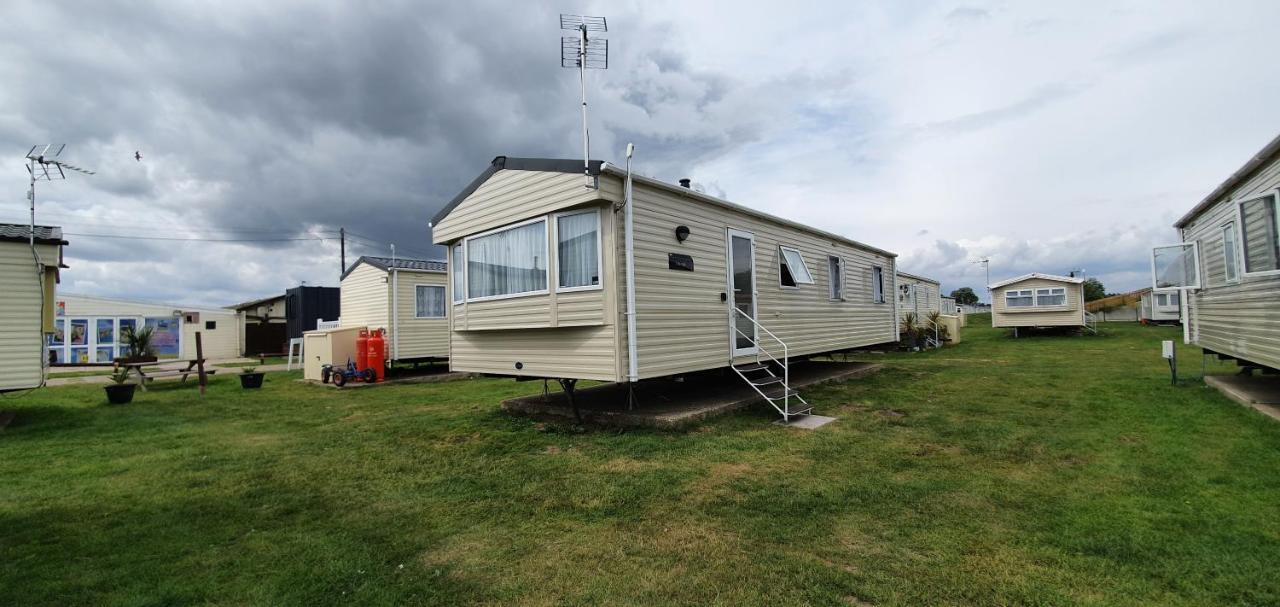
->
[871,266,885,303]
[416,285,446,318]
[1222,222,1239,283]
[1155,293,1168,306]
[452,243,464,303]
[828,256,843,300]
[204,321,216,330]
[778,246,813,288]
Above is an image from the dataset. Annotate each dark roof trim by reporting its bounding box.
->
[340,255,447,281]
[0,223,67,246]
[1175,132,1280,228]
[429,156,604,227]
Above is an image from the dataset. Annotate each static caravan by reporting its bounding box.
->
[941,296,957,314]
[989,273,1089,334]
[431,156,899,420]
[54,294,240,363]
[339,256,449,363]
[0,224,65,392]
[1139,291,1181,324]
[1161,132,1280,372]
[896,271,942,322]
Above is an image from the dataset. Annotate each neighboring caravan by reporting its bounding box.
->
[339,256,449,363]
[1163,132,1280,372]
[0,224,65,392]
[989,273,1089,334]
[895,271,941,323]
[431,156,899,420]
[1139,291,1180,324]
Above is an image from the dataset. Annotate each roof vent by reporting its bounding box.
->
[679,178,691,188]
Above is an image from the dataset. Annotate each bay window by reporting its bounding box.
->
[452,243,464,303]
[466,219,548,300]
[556,210,600,290]
[1035,287,1066,306]
[1005,289,1033,307]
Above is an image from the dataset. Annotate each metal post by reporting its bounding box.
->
[195,331,207,396]
[578,25,591,187]
[340,227,346,274]
[28,164,35,248]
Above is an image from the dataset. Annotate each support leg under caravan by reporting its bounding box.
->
[557,378,581,423]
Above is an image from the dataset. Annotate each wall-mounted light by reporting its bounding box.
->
[675,225,690,243]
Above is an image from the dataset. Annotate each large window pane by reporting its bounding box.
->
[1006,290,1033,307]
[1241,194,1280,273]
[1152,244,1200,289]
[467,220,547,299]
[451,244,464,303]
[1035,288,1065,306]
[416,285,446,318]
[1222,222,1239,282]
[557,211,600,289]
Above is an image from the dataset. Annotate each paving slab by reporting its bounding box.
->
[502,361,882,429]
[776,414,838,430]
[1205,375,1280,422]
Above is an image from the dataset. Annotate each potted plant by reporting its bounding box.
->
[116,325,159,364]
[899,312,924,350]
[104,368,137,405]
[239,366,265,389]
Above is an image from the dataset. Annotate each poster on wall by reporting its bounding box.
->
[55,300,65,317]
[69,319,88,346]
[50,319,65,346]
[70,347,89,364]
[95,347,114,363]
[97,319,114,345]
[144,317,180,358]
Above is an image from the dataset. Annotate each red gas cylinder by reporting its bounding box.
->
[366,329,386,382]
[355,328,369,372]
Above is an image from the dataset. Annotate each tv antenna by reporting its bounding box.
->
[560,13,608,188]
[970,257,990,289]
[25,144,94,247]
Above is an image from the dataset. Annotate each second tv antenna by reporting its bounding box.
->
[560,13,608,188]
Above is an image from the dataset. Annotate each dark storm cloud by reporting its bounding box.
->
[0,2,766,301]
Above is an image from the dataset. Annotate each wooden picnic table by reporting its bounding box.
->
[116,359,215,390]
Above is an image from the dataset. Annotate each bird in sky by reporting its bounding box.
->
[134,151,142,161]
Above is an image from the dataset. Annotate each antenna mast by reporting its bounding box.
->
[25,144,95,247]
[561,14,608,188]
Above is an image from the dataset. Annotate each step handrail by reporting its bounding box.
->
[730,307,791,412]
[924,316,942,348]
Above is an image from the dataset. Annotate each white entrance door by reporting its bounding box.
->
[727,228,758,356]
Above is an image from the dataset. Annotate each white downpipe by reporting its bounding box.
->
[1181,287,1191,345]
[391,269,400,361]
[623,143,639,382]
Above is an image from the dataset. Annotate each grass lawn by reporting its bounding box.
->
[2,316,1278,606]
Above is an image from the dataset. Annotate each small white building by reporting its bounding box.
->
[0,224,66,392]
[52,294,240,364]
[339,256,450,362]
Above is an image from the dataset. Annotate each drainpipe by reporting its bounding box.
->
[622,143,639,382]
[390,245,399,361]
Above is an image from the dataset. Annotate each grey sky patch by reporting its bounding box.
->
[945,7,992,22]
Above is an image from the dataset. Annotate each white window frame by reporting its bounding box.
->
[1151,241,1202,291]
[1005,289,1034,308]
[777,245,814,288]
[414,285,447,319]
[1235,190,1280,278]
[551,208,604,293]
[1034,287,1066,307]
[451,243,465,304]
[827,255,844,300]
[463,215,550,303]
[1155,292,1168,307]
[871,266,885,304]
[1221,222,1240,284]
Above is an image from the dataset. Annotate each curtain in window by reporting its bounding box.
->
[557,212,599,288]
[828,257,842,299]
[1241,194,1279,273]
[416,286,446,318]
[1035,288,1066,306]
[452,244,464,303]
[871,267,884,303]
[1006,290,1033,307]
[467,220,547,298]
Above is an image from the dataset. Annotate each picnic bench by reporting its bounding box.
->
[117,359,215,390]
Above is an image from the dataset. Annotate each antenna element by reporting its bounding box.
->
[560,13,609,188]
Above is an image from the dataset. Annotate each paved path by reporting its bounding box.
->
[45,363,293,387]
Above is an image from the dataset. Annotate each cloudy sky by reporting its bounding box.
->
[3,1,1278,305]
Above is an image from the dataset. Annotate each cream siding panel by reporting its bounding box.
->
[0,243,49,390]
[180,315,240,360]
[991,278,1084,328]
[449,326,618,381]
[339,263,390,330]
[392,270,449,359]
[433,170,622,244]
[622,179,898,380]
[1180,152,1280,369]
[895,275,942,322]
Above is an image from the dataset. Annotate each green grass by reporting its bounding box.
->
[2,317,1278,606]
[220,356,289,367]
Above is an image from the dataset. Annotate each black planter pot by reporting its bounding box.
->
[239,373,265,389]
[104,383,136,405]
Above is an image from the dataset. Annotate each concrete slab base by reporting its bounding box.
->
[776,414,837,430]
[501,361,883,429]
[1205,375,1280,422]
[300,371,476,389]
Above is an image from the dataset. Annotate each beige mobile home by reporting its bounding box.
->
[0,224,65,392]
[339,256,449,362]
[1165,132,1280,371]
[431,157,899,420]
[989,273,1089,334]
[896,271,941,322]
[1139,291,1181,324]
